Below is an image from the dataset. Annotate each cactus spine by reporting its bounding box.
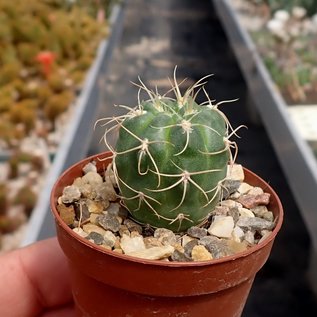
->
[103,72,238,232]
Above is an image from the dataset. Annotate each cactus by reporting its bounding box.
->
[44,91,74,123]
[0,62,21,87]
[9,100,37,133]
[14,185,37,218]
[103,72,239,232]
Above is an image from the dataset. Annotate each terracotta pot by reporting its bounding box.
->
[51,151,283,317]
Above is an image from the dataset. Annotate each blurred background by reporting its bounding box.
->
[0,0,317,316]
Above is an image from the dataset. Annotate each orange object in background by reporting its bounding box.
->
[36,51,56,78]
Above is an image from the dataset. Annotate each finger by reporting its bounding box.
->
[0,237,73,317]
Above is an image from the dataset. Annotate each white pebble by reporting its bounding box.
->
[120,234,146,255]
[83,162,97,174]
[244,231,255,244]
[73,227,88,238]
[208,216,234,238]
[239,207,255,218]
[238,182,253,194]
[232,226,245,242]
[227,164,244,182]
[128,245,174,260]
[82,171,103,186]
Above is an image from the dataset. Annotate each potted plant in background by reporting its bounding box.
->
[0,0,120,251]
[50,70,283,317]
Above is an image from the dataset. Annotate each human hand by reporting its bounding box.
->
[0,237,75,317]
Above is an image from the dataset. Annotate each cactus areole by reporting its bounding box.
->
[104,73,238,232]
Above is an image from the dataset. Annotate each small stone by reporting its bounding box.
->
[79,183,96,199]
[227,164,244,181]
[72,227,88,238]
[227,207,240,223]
[61,185,81,203]
[244,230,255,244]
[144,237,163,248]
[82,224,107,236]
[227,240,248,254]
[230,191,241,199]
[87,232,104,245]
[220,199,242,209]
[119,225,131,237]
[237,193,270,209]
[154,228,177,246]
[98,214,121,232]
[232,226,245,242]
[124,219,143,235]
[103,230,117,248]
[187,226,207,239]
[238,207,255,218]
[238,182,253,194]
[263,211,274,222]
[173,242,184,253]
[181,235,195,247]
[95,182,117,201]
[130,230,142,238]
[83,162,97,174]
[100,244,112,251]
[208,216,234,238]
[89,213,100,224]
[107,203,120,215]
[143,224,155,237]
[213,205,230,216]
[74,202,90,222]
[128,245,174,260]
[259,230,272,243]
[86,200,104,214]
[236,216,274,231]
[199,236,230,259]
[73,177,85,188]
[57,204,75,226]
[191,245,213,261]
[184,238,199,257]
[120,234,146,254]
[251,205,269,217]
[171,249,192,262]
[82,171,103,186]
[222,179,241,199]
[248,186,264,196]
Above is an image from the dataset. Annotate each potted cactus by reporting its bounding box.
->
[50,71,283,317]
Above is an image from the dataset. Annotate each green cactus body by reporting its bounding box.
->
[111,78,232,232]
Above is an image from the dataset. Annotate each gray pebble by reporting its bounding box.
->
[98,214,121,232]
[227,207,240,223]
[199,236,230,259]
[222,179,241,199]
[187,226,208,239]
[74,202,90,222]
[184,239,199,257]
[171,249,193,262]
[154,228,177,246]
[61,185,81,203]
[236,216,274,231]
[86,232,104,245]
[124,219,143,235]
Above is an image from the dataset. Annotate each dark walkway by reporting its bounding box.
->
[90,0,317,315]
